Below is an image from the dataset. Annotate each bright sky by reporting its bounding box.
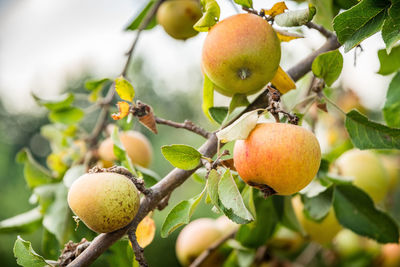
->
[0,0,391,113]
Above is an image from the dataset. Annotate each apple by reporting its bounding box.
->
[382,243,400,267]
[334,229,381,258]
[98,130,153,168]
[202,13,281,96]
[292,196,341,245]
[156,0,202,40]
[176,218,224,266]
[67,172,140,233]
[234,123,321,195]
[334,149,389,203]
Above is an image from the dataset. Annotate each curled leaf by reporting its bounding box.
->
[193,0,220,32]
[275,4,316,27]
[111,101,130,120]
[216,110,261,143]
[262,2,288,18]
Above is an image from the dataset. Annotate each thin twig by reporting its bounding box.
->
[306,22,335,39]
[128,230,148,267]
[190,231,236,267]
[155,117,211,139]
[156,192,171,210]
[323,94,346,116]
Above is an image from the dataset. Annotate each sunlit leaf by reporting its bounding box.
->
[262,2,287,18]
[85,78,110,102]
[161,144,202,170]
[216,110,260,143]
[13,236,48,267]
[275,4,316,27]
[115,76,135,102]
[125,0,157,31]
[377,45,400,75]
[271,66,296,94]
[32,93,74,111]
[48,107,84,125]
[161,186,206,237]
[312,50,343,86]
[194,0,220,32]
[202,73,214,121]
[233,0,252,8]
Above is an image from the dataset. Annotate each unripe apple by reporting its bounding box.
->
[156,0,202,40]
[382,243,400,267]
[334,149,389,203]
[136,216,156,248]
[234,123,321,195]
[176,218,224,266]
[202,13,281,96]
[293,196,341,245]
[98,131,153,168]
[67,172,140,233]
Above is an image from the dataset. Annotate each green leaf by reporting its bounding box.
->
[236,194,277,247]
[42,183,72,244]
[274,4,316,27]
[41,229,59,260]
[383,72,400,128]
[16,148,53,189]
[14,236,48,267]
[345,110,400,150]
[48,107,84,125]
[302,187,333,221]
[209,107,228,125]
[0,208,42,234]
[63,165,85,188]
[125,0,157,31]
[85,78,110,102]
[115,76,135,102]
[377,45,400,75]
[333,0,390,52]
[194,0,220,32]
[229,94,250,114]
[312,50,343,86]
[207,169,221,210]
[333,184,399,243]
[107,239,134,267]
[218,170,254,224]
[309,0,334,30]
[216,110,259,143]
[233,0,252,9]
[32,184,58,214]
[161,144,202,170]
[382,0,400,53]
[202,73,215,121]
[161,187,206,237]
[32,93,74,111]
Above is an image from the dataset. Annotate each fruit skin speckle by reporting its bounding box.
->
[234,123,321,195]
[67,172,140,233]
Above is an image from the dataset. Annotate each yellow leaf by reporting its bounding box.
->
[115,76,135,102]
[262,2,288,18]
[271,66,296,94]
[202,73,214,121]
[111,101,130,120]
[275,29,303,42]
[135,216,156,248]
